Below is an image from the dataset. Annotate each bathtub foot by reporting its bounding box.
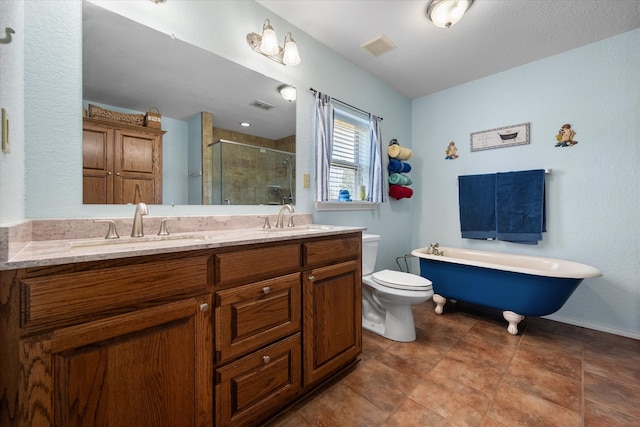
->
[433,294,446,315]
[503,311,525,335]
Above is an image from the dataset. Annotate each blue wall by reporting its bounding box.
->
[411,29,640,336]
[0,0,25,224]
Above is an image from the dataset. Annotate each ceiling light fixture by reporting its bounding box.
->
[278,85,297,102]
[427,0,473,29]
[247,19,301,66]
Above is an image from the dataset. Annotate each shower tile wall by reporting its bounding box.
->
[211,128,295,205]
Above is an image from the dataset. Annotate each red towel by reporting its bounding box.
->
[389,185,413,200]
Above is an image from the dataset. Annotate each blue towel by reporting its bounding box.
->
[496,169,545,244]
[458,173,497,240]
[388,159,411,173]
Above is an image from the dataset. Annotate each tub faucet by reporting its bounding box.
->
[131,202,148,237]
[275,204,294,228]
[428,243,442,256]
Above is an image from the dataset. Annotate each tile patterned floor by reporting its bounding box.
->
[268,301,640,426]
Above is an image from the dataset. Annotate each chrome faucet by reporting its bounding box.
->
[275,204,294,228]
[131,202,148,237]
[427,243,442,256]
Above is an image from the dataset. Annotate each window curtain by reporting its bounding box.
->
[314,92,334,202]
[367,114,386,203]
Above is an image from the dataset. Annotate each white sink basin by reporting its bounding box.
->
[70,235,206,251]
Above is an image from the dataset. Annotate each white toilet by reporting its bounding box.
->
[361,234,434,342]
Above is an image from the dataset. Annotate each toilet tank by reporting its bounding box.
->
[362,234,380,276]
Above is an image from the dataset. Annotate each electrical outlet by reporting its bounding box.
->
[303,173,310,188]
[1,108,9,154]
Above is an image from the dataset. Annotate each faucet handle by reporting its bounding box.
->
[158,218,175,236]
[258,216,271,229]
[287,215,295,228]
[136,202,148,215]
[94,219,119,239]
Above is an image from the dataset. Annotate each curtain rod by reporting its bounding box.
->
[309,88,383,121]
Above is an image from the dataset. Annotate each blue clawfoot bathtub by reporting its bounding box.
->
[411,245,602,334]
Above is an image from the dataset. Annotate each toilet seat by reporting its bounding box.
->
[371,269,433,291]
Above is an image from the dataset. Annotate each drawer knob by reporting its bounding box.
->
[262,286,271,294]
[263,355,271,364]
[199,302,209,312]
[308,275,315,282]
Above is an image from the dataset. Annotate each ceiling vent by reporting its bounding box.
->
[361,35,396,57]
[250,100,275,110]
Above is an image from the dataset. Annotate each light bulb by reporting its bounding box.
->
[259,19,279,56]
[428,0,471,28]
[282,33,301,66]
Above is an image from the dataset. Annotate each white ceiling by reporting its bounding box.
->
[257,0,640,99]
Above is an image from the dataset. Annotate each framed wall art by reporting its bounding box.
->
[470,122,530,152]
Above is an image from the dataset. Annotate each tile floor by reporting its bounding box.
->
[268,301,640,426]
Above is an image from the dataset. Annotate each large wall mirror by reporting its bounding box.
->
[82,2,296,206]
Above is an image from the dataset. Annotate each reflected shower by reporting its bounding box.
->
[283,156,295,204]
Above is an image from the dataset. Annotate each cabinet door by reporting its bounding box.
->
[113,128,163,204]
[303,260,362,386]
[20,296,213,427]
[82,122,114,204]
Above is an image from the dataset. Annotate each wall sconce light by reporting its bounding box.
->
[278,85,297,102]
[247,19,301,66]
[427,0,473,28]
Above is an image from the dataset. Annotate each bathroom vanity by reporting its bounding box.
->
[0,221,362,426]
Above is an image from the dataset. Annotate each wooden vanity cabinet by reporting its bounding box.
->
[213,244,303,426]
[302,236,362,386]
[83,117,164,205]
[0,251,213,427]
[28,295,212,427]
[213,234,362,426]
[0,232,362,427]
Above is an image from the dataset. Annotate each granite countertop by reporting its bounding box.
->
[0,223,364,270]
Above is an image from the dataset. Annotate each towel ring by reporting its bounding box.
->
[0,28,15,45]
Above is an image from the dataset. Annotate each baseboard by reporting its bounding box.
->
[543,314,640,340]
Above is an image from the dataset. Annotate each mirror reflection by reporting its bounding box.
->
[82,2,296,205]
[209,140,295,205]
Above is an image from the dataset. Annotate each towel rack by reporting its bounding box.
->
[458,168,551,182]
[395,254,414,273]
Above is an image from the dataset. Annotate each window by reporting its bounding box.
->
[314,91,384,209]
[329,108,371,201]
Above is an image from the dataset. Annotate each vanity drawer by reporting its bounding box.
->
[21,254,210,333]
[216,333,302,427]
[303,235,361,268]
[215,273,301,364]
[214,243,300,287]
